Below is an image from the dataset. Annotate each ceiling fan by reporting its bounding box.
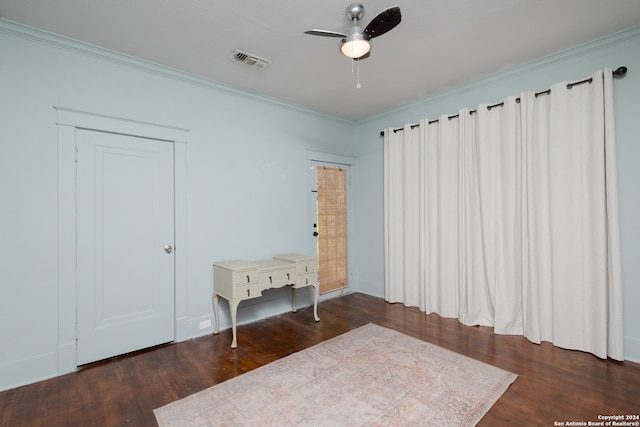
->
[304,3,402,61]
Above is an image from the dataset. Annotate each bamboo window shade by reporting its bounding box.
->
[317,166,349,294]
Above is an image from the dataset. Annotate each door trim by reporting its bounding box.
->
[56,107,189,374]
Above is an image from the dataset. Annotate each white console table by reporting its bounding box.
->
[212,253,320,348]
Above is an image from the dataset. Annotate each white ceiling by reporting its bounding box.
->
[1,0,640,120]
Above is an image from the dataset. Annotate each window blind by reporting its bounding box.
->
[317,166,348,294]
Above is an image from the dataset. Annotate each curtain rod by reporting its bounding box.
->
[379,66,628,137]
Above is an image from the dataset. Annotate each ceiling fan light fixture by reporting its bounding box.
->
[305,3,401,61]
[340,33,370,58]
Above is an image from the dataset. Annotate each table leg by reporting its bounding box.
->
[291,287,297,312]
[312,283,320,322]
[212,293,220,334]
[229,299,239,348]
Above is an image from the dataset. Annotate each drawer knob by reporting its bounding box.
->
[269,276,273,284]
[246,274,250,283]
[287,273,290,280]
[247,289,250,297]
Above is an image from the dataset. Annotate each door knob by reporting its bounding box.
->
[164,245,173,254]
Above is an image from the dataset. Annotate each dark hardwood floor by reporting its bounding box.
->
[1,292,639,426]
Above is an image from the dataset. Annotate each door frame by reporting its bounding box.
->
[304,149,356,298]
[56,107,189,375]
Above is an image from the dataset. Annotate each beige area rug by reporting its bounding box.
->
[154,323,517,426]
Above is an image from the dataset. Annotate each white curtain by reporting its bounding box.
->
[384,69,624,360]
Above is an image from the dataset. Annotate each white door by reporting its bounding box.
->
[76,129,175,365]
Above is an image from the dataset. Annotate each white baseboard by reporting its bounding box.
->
[0,352,58,392]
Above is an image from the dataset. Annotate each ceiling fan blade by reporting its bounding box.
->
[364,6,401,39]
[304,29,347,38]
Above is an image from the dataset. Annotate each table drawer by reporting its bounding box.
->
[234,269,259,285]
[273,254,317,275]
[296,259,317,275]
[260,267,296,289]
[294,272,317,288]
[234,284,262,300]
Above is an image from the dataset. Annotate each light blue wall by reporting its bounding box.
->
[2,20,639,391]
[0,20,358,391]
[352,26,640,363]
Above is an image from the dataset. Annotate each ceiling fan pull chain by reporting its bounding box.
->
[356,59,362,89]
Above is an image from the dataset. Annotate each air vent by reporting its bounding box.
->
[231,49,272,70]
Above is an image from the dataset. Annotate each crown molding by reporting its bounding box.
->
[360,24,640,125]
[0,18,353,124]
